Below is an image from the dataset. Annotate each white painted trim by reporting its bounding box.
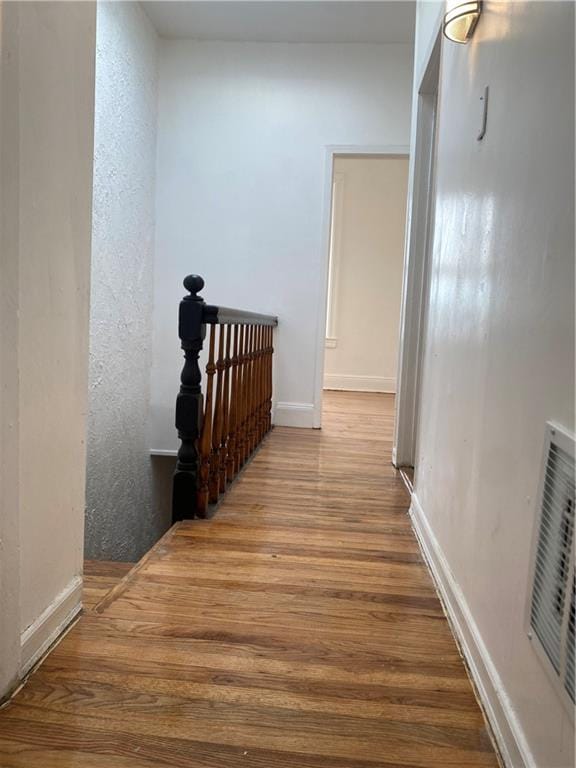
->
[410,493,533,768]
[324,374,396,393]
[414,3,445,90]
[273,401,315,429]
[20,576,83,677]
[325,337,337,349]
[325,171,345,342]
[328,144,412,158]
[314,144,410,430]
[393,27,442,468]
[150,448,177,457]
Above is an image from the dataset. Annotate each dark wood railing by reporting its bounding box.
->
[172,275,278,521]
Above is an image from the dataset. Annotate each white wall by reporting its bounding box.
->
[407,2,574,766]
[86,1,167,562]
[0,1,96,686]
[151,41,413,449]
[0,0,22,699]
[323,155,408,393]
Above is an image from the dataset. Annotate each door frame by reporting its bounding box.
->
[313,144,410,429]
[393,29,442,469]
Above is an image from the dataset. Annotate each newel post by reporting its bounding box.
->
[172,275,206,521]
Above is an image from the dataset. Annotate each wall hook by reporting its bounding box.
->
[477,86,489,141]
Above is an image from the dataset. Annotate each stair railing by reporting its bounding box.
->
[172,275,278,521]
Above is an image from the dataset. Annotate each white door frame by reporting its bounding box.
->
[393,29,442,468]
[313,144,410,429]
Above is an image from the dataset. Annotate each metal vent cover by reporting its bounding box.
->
[565,576,575,703]
[528,422,575,712]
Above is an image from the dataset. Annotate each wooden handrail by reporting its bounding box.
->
[172,275,277,521]
[203,305,278,326]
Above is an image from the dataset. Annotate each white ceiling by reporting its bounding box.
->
[141,2,416,44]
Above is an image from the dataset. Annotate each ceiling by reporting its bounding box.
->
[141,2,416,44]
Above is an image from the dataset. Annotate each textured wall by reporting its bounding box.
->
[86,1,169,562]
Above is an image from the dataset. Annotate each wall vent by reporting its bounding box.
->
[565,576,575,702]
[528,422,575,712]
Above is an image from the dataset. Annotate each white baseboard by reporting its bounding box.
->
[409,494,533,768]
[273,402,315,428]
[323,374,396,393]
[20,575,82,676]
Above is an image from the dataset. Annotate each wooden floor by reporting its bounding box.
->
[83,560,135,611]
[0,392,499,767]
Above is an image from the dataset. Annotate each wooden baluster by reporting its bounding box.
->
[253,325,261,447]
[250,325,258,455]
[226,325,238,482]
[172,275,205,521]
[261,325,268,437]
[209,325,225,504]
[261,327,268,440]
[253,325,262,449]
[197,324,216,514]
[257,325,265,444]
[242,325,252,464]
[248,325,257,456]
[245,325,252,459]
[219,324,231,493]
[240,325,252,466]
[236,325,244,467]
[267,325,273,432]
[261,327,268,441]
[234,325,245,473]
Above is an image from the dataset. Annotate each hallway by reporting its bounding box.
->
[0,392,498,767]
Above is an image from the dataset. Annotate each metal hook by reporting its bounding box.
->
[477,86,489,141]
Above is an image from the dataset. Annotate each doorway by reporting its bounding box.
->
[315,148,410,428]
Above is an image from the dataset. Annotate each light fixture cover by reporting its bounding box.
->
[443,0,481,44]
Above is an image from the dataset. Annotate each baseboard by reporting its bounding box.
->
[20,575,83,676]
[323,374,396,393]
[409,494,533,768]
[273,402,315,428]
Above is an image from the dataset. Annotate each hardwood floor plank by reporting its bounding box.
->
[82,560,135,611]
[0,717,440,768]
[113,573,444,613]
[3,704,497,767]
[37,664,486,728]
[0,392,499,767]
[50,615,473,684]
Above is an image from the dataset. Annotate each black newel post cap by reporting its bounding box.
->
[183,274,204,297]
